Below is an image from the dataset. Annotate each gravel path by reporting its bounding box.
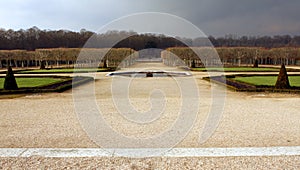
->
[0,62,299,168]
[1,156,299,169]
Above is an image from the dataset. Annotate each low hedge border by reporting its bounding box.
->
[191,67,299,72]
[203,74,300,93]
[13,67,116,74]
[0,76,93,94]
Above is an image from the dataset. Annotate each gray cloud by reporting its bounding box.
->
[0,0,299,36]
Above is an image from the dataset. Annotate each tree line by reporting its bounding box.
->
[1,27,300,50]
[162,47,300,67]
[2,47,299,69]
[0,27,185,50]
[0,48,136,68]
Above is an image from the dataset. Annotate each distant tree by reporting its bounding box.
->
[275,64,290,89]
[253,59,259,68]
[191,60,196,68]
[4,66,18,90]
[40,61,45,69]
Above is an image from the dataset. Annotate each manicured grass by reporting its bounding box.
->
[0,77,63,89]
[19,68,108,73]
[191,67,279,72]
[234,76,300,87]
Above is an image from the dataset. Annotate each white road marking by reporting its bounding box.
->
[0,147,299,157]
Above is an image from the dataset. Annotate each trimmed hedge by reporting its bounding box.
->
[204,74,300,93]
[0,76,93,94]
[15,67,115,74]
[4,66,18,90]
[191,67,299,72]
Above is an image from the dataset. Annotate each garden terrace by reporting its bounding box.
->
[0,76,93,94]
[204,74,300,93]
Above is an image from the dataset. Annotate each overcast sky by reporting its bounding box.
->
[0,0,299,37]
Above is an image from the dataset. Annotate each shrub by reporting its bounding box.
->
[275,64,290,89]
[191,60,196,68]
[4,66,18,90]
[253,59,259,68]
[40,61,46,69]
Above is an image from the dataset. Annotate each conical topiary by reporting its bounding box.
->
[4,66,18,90]
[275,64,290,89]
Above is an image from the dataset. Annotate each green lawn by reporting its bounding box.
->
[192,67,279,72]
[19,68,108,73]
[0,77,63,89]
[234,76,300,87]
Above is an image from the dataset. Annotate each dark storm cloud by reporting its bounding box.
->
[121,0,300,36]
[0,0,299,36]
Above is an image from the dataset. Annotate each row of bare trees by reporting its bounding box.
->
[217,47,300,66]
[162,47,300,67]
[2,47,300,69]
[0,48,137,68]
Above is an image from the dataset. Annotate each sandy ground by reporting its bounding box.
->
[0,63,299,148]
[0,62,299,168]
[0,156,299,169]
